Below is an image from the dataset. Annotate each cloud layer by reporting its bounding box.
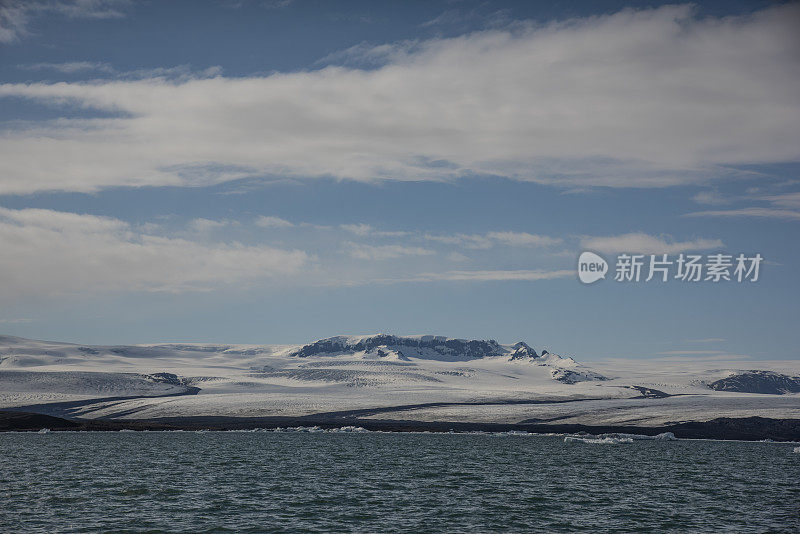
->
[0,206,732,299]
[1,4,798,194]
[0,207,309,299]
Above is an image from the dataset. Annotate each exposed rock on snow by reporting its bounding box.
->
[550,367,607,384]
[509,342,538,360]
[286,335,604,381]
[289,335,508,361]
[708,371,800,395]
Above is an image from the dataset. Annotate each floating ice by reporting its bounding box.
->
[564,431,675,444]
[270,425,369,433]
[601,432,676,441]
[564,436,633,444]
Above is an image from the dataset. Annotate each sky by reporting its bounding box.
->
[0,0,798,361]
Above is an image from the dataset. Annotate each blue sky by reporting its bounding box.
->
[0,0,798,361]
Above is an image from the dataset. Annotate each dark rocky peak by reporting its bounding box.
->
[509,342,538,360]
[290,335,507,361]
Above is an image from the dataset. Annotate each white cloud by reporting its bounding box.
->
[1,4,799,193]
[0,207,309,299]
[581,233,724,254]
[255,215,294,228]
[345,242,436,261]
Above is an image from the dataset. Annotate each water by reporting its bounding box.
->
[1,431,798,533]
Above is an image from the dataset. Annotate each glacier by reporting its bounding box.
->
[1,333,799,430]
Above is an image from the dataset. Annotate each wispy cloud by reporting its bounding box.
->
[686,192,800,220]
[255,215,294,228]
[378,269,574,283]
[188,218,239,232]
[1,4,798,193]
[345,242,435,261]
[19,61,114,73]
[686,208,800,221]
[764,192,800,209]
[580,233,724,254]
[691,191,731,206]
[424,231,560,250]
[0,0,131,43]
[685,338,726,343]
[341,223,409,237]
[485,232,561,247]
[17,61,225,84]
[420,7,511,30]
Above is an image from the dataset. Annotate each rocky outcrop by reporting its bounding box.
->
[550,368,607,384]
[508,342,538,360]
[708,371,800,395]
[290,335,507,361]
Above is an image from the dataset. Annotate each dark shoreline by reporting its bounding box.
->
[2,410,800,441]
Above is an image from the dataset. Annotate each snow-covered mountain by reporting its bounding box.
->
[285,334,600,378]
[1,333,799,427]
[0,333,604,382]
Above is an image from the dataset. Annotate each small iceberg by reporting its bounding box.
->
[271,425,369,433]
[793,446,800,454]
[563,431,676,444]
[37,428,50,434]
[604,432,677,441]
[564,436,633,445]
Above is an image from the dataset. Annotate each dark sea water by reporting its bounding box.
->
[1,430,798,533]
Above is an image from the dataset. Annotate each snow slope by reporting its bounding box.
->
[0,334,798,426]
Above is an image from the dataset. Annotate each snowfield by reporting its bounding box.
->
[0,333,798,426]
